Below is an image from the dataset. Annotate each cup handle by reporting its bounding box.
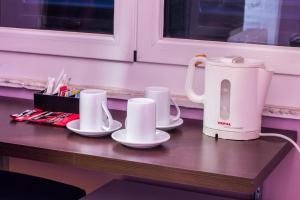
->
[171,97,181,123]
[101,102,113,131]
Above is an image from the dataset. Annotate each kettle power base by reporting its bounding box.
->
[203,127,260,141]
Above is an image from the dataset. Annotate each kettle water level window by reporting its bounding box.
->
[137,0,300,75]
[0,0,137,61]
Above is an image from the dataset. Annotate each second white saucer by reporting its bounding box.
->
[157,117,184,131]
[66,119,122,137]
[111,129,170,149]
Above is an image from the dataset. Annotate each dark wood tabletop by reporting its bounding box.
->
[0,96,296,194]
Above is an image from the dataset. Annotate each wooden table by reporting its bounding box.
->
[0,97,296,197]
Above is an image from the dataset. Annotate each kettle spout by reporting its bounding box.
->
[257,68,273,113]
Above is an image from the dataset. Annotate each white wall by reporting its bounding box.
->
[0,51,299,110]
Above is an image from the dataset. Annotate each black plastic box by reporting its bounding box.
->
[34,91,79,114]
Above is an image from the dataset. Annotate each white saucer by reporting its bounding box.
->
[157,117,184,131]
[111,129,170,149]
[66,119,122,137]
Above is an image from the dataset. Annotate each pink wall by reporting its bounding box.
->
[0,87,299,199]
[262,117,300,200]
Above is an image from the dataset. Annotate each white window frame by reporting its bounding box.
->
[0,0,137,62]
[137,0,300,75]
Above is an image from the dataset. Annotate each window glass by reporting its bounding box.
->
[0,0,114,34]
[164,0,300,47]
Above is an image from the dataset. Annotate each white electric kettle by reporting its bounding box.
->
[185,55,273,140]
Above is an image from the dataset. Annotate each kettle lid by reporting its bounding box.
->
[208,56,265,68]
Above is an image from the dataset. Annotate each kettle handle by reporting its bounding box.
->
[185,55,206,104]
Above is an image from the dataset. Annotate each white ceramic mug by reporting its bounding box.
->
[80,89,113,131]
[145,86,180,126]
[126,98,156,142]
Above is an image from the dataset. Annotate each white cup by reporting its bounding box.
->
[80,89,113,131]
[145,86,181,126]
[126,98,156,142]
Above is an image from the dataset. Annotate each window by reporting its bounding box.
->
[137,0,300,75]
[0,0,136,61]
[0,0,114,34]
[164,0,245,43]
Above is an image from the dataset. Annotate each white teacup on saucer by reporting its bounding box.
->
[145,86,183,130]
[67,89,122,137]
[111,98,170,149]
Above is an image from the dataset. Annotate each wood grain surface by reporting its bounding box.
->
[0,97,296,194]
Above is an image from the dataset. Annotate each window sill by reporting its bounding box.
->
[0,76,299,120]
